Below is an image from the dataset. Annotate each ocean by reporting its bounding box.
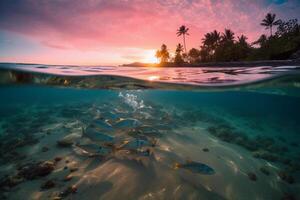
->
[0,63,300,200]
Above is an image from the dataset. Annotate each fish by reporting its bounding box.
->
[83,127,114,143]
[120,138,151,150]
[90,120,114,132]
[114,118,141,129]
[74,143,112,157]
[174,161,215,175]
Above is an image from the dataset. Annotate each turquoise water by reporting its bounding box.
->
[0,64,300,200]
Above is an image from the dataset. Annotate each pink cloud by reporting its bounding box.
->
[0,0,299,64]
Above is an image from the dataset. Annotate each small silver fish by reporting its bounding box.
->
[75,143,112,156]
[120,138,150,150]
[114,118,141,129]
[83,127,114,143]
[175,161,215,175]
[91,120,113,132]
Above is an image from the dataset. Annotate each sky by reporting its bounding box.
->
[0,0,300,65]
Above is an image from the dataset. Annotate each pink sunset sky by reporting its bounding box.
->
[0,0,299,65]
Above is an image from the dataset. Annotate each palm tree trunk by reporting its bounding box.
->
[270,25,272,37]
[183,34,187,54]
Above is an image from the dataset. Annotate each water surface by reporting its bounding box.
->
[0,63,300,200]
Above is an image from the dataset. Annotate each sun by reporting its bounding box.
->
[142,50,158,63]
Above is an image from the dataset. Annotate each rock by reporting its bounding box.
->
[278,171,295,184]
[18,161,55,180]
[54,157,62,162]
[41,180,55,190]
[59,185,77,198]
[247,172,257,181]
[252,150,278,162]
[69,167,78,172]
[0,175,24,189]
[63,175,73,182]
[259,167,270,176]
[42,146,49,152]
[202,148,209,152]
[57,140,73,147]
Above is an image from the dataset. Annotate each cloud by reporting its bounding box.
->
[0,0,299,53]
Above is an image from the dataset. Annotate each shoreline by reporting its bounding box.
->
[122,59,300,68]
[1,59,300,69]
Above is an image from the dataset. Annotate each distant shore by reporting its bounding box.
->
[122,59,300,68]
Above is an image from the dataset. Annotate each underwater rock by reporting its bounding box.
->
[41,180,55,190]
[252,150,278,162]
[255,136,275,148]
[0,175,24,189]
[57,140,73,147]
[63,175,73,182]
[175,161,215,175]
[202,148,209,152]
[42,146,49,152]
[18,161,55,180]
[259,167,270,176]
[0,151,26,163]
[54,157,62,162]
[266,144,289,154]
[69,167,79,172]
[59,185,77,198]
[277,171,295,184]
[247,172,257,181]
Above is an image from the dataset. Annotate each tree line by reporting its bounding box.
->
[155,13,300,64]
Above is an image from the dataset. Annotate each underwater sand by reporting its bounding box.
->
[0,64,300,200]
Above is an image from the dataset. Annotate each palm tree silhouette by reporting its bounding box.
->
[222,29,235,43]
[176,25,189,54]
[252,34,268,47]
[202,30,220,50]
[260,13,281,36]
[238,35,248,45]
[176,43,184,54]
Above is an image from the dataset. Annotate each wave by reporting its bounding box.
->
[0,63,300,95]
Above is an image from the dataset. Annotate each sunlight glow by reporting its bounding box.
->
[142,50,158,63]
[148,75,160,81]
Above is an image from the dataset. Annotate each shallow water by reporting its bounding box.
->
[0,63,300,200]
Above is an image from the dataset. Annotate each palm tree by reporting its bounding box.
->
[260,13,281,36]
[174,43,184,64]
[176,25,189,54]
[175,43,184,54]
[155,44,170,63]
[238,35,248,46]
[222,29,235,43]
[211,30,221,47]
[252,34,268,47]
